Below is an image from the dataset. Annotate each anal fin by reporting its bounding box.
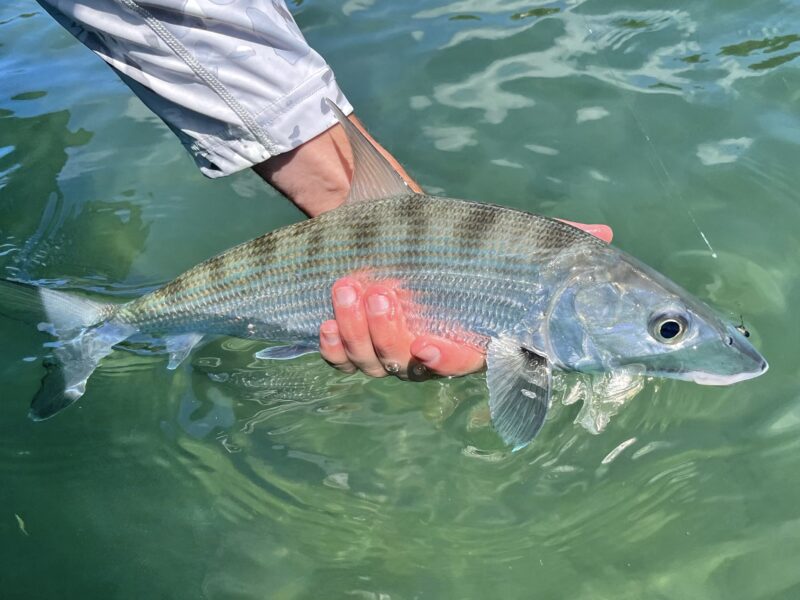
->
[255,343,318,360]
[486,335,552,451]
[166,333,204,370]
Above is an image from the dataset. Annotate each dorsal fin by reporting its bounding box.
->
[324,98,412,204]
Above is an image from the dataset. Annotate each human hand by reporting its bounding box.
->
[319,221,613,378]
[319,277,485,380]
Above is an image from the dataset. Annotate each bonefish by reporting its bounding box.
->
[0,101,767,448]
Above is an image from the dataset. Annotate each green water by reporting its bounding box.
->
[1,0,799,597]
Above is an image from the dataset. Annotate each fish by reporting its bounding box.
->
[0,100,768,449]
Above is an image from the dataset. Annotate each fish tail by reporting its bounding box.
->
[0,279,135,420]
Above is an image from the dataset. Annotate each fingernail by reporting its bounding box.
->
[366,293,390,316]
[334,285,357,308]
[415,344,440,365]
[322,330,340,345]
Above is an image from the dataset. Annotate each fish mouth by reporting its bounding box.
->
[686,359,769,386]
[683,324,769,386]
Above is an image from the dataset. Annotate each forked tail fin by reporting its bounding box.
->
[0,279,135,420]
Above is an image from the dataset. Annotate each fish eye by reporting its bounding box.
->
[659,320,682,339]
[649,314,688,344]
[726,335,734,346]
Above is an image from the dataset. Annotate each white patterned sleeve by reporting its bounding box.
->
[37,0,354,177]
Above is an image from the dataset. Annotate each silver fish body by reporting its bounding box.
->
[119,194,601,351]
[0,100,767,448]
[118,192,765,385]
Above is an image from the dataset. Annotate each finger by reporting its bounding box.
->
[331,277,386,377]
[364,285,415,376]
[557,219,613,243]
[319,320,356,373]
[410,336,486,377]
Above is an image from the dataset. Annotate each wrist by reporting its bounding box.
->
[254,114,420,218]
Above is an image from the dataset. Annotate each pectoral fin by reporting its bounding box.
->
[255,343,319,360]
[486,336,552,451]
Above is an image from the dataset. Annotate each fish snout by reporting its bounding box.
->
[728,325,768,374]
[694,326,768,385]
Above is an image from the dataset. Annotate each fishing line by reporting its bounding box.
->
[578,13,718,258]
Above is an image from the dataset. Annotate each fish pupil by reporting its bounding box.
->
[659,320,682,339]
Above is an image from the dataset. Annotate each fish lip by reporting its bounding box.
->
[687,360,769,386]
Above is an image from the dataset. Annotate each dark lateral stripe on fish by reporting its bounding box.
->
[349,206,384,253]
[455,201,501,251]
[253,230,280,264]
[398,196,430,241]
[305,216,327,264]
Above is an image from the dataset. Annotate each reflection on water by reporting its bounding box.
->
[1,0,799,597]
[0,108,91,269]
[0,107,150,284]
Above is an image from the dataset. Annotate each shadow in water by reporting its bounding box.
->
[0,107,149,284]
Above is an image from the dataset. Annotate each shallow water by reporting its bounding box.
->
[1,0,799,598]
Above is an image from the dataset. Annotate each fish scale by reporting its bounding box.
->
[118,195,597,346]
